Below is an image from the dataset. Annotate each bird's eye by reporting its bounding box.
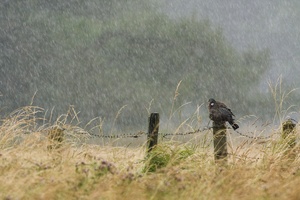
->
[210,102,214,106]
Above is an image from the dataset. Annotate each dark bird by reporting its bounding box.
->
[208,98,239,130]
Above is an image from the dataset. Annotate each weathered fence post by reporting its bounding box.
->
[213,122,228,163]
[47,126,65,150]
[282,119,296,149]
[147,113,159,153]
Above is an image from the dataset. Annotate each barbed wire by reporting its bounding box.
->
[231,129,273,140]
[90,131,146,139]
[160,126,212,138]
[71,118,296,141]
[77,131,146,139]
[72,126,213,139]
[75,127,211,139]
[74,126,275,141]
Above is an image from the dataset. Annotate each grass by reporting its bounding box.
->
[0,106,300,200]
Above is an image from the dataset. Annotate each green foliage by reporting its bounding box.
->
[143,143,195,172]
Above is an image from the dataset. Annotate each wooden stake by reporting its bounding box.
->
[213,122,227,163]
[147,113,159,153]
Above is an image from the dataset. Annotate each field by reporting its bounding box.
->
[0,107,300,200]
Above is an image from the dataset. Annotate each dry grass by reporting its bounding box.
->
[0,106,300,200]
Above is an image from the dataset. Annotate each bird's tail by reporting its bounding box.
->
[231,123,239,130]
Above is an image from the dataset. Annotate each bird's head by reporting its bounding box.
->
[208,98,216,108]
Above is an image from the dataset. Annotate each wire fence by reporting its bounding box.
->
[79,127,274,162]
[48,113,298,163]
[81,127,212,139]
[86,131,146,139]
[56,112,297,143]
[81,125,275,141]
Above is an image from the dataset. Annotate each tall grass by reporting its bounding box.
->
[268,75,299,125]
[0,104,299,200]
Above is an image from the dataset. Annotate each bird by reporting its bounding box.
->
[208,98,239,130]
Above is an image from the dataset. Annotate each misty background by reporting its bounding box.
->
[0,0,299,134]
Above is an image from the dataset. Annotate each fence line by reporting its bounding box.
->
[79,126,274,141]
[59,113,297,164]
[78,127,211,139]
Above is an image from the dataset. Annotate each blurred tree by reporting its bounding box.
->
[0,0,272,130]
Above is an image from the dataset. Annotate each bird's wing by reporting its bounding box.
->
[219,107,234,121]
[219,102,235,117]
[227,108,235,117]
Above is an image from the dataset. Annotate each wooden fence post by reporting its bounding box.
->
[147,113,159,153]
[213,122,227,163]
[282,119,296,148]
[47,126,65,150]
